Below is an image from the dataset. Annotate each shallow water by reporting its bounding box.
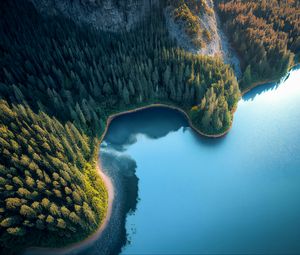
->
[97,67,300,255]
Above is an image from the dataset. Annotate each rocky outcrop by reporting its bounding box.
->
[165,0,241,78]
[165,0,220,55]
[29,0,159,31]
[30,0,241,77]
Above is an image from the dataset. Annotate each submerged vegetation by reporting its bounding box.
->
[0,0,240,253]
[217,0,300,90]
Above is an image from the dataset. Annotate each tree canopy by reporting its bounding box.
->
[217,0,299,90]
[0,0,240,253]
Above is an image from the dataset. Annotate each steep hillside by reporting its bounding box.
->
[216,0,300,90]
[165,0,219,55]
[165,0,241,77]
[0,0,240,253]
[30,0,159,31]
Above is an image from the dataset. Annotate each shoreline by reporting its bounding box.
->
[103,103,234,139]
[25,65,300,254]
[25,158,114,255]
[241,78,281,96]
[25,102,233,255]
[241,64,300,96]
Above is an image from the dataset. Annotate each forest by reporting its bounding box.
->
[0,0,239,253]
[216,0,300,90]
[0,100,108,250]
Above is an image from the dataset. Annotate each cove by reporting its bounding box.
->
[86,67,300,255]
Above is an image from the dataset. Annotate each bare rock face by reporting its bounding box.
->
[165,0,220,56]
[29,0,159,31]
[165,0,241,77]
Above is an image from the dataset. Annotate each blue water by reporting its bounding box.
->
[101,67,300,254]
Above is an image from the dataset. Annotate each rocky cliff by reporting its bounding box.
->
[165,0,241,77]
[29,0,241,76]
[30,0,159,31]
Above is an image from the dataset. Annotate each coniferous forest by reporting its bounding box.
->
[0,0,240,253]
[217,0,300,90]
[2,0,299,253]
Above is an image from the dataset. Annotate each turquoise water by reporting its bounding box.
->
[98,67,300,255]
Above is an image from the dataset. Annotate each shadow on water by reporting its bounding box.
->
[242,81,281,101]
[80,149,139,255]
[72,64,300,254]
[82,66,300,255]
[104,107,227,148]
[104,107,189,147]
[90,107,190,255]
[243,65,300,102]
[83,107,228,255]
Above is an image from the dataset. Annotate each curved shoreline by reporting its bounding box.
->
[25,161,114,255]
[25,66,300,254]
[25,103,233,255]
[103,103,234,139]
[242,78,279,96]
[241,64,300,96]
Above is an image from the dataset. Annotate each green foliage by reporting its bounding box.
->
[6,227,26,236]
[217,0,299,90]
[0,100,108,251]
[20,205,37,219]
[0,0,240,252]
[173,3,201,36]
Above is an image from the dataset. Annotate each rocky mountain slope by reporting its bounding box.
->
[29,0,241,76]
[165,0,241,77]
[29,0,159,31]
[165,0,220,56]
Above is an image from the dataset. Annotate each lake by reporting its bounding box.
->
[88,67,300,255]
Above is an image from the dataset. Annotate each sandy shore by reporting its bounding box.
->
[25,160,114,255]
[25,63,299,255]
[28,65,300,253]
[25,101,236,254]
[25,102,233,255]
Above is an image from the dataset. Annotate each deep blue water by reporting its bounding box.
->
[97,67,300,255]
